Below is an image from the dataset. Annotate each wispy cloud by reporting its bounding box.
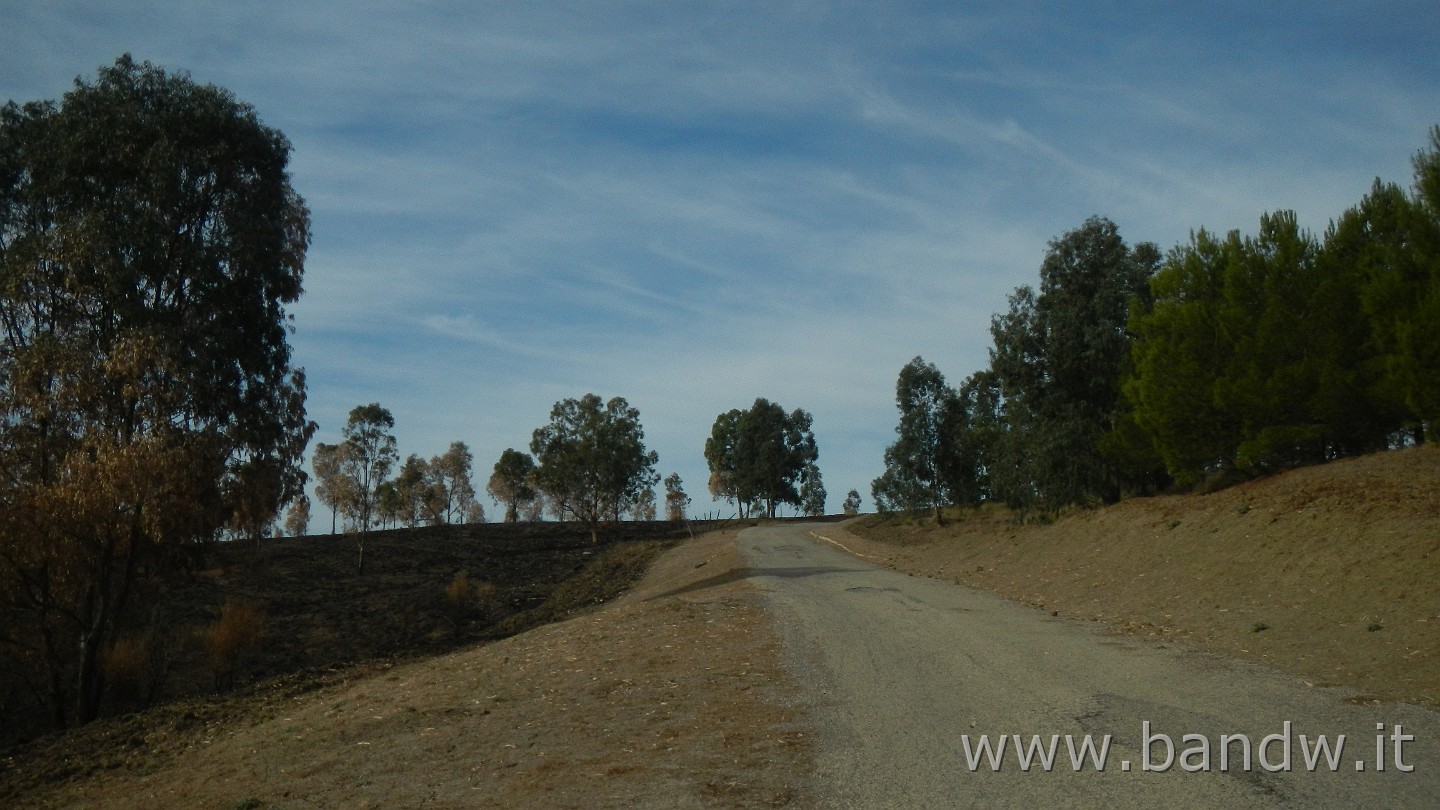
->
[4,1,1437,517]
[420,314,564,360]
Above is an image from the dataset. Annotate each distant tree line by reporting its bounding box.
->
[306,403,483,572]
[876,126,1440,514]
[308,403,483,536]
[485,394,835,529]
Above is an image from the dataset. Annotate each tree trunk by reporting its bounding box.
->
[75,577,108,724]
[76,626,104,723]
[40,624,68,729]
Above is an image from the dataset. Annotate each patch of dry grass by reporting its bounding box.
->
[843,444,1440,709]
[198,602,265,692]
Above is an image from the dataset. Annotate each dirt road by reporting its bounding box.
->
[740,523,1440,808]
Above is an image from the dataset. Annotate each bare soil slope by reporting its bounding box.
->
[3,529,810,809]
[842,444,1440,709]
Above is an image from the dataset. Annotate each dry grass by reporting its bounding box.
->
[444,572,499,618]
[11,530,811,809]
[843,444,1440,708]
[99,635,159,712]
[472,580,498,615]
[198,601,264,692]
[444,571,472,612]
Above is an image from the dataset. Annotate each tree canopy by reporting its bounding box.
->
[338,403,398,534]
[530,394,659,542]
[0,56,313,727]
[488,448,539,523]
[903,127,1440,516]
[872,356,959,520]
[1124,154,1440,486]
[704,398,819,518]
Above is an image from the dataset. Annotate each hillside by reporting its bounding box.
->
[843,444,1440,709]
[5,446,1437,805]
[0,521,712,785]
[1,528,809,809]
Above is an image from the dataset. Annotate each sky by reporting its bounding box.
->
[3,2,1438,523]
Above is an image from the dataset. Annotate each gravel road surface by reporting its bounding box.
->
[739,523,1440,808]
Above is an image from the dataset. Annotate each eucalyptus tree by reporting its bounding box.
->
[872,357,958,521]
[705,398,818,518]
[985,217,1157,509]
[488,448,538,523]
[0,56,313,726]
[704,409,745,513]
[799,462,827,517]
[429,441,479,525]
[530,394,659,542]
[629,487,658,521]
[283,496,312,537]
[393,454,433,527]
[312,442,354,533]
[664,472,691,521]
[339,403,398,535]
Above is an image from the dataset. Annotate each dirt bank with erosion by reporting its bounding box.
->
[841,444,1440,710]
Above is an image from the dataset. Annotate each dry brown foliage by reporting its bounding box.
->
[443,571,471,611]
[199,601,265,692]
[445,571,498,617]
[99,634,159,712]
[472,579,498,615]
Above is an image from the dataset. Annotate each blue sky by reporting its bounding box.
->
[4,2,1437,522]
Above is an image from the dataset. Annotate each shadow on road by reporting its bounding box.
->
[644,565,865,601]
